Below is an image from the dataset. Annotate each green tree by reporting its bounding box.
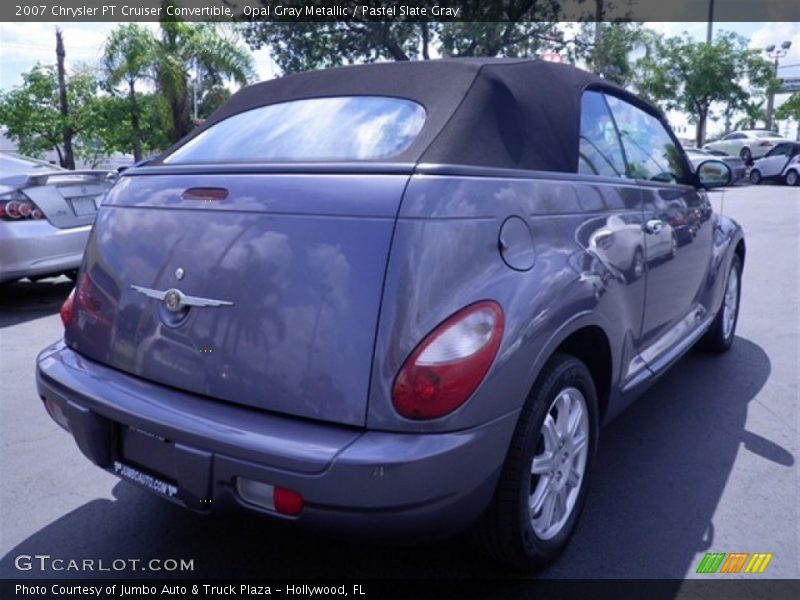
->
[243,1,565,74]
[635,31,773,147]
[155,9,255,142]
[734,97,767,130]
[81,93,171,165]
[776,93,800,140]
[775,93,800,122]
[0,65,99,167]
[575,22,656,85]
[103,24,157,161]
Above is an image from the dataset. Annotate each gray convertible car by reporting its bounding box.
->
[36,59,744,568]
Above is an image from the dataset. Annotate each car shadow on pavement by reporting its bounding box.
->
[0,278,73,328]
[542,336,780,579]
[0,337,783,582]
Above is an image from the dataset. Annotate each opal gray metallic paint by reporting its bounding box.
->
[35,160,744,536]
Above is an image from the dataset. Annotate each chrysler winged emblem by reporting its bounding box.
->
[131,285,234,312]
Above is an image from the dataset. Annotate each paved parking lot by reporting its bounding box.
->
[0,184,797,580]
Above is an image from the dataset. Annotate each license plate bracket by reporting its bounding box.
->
[113,461,178,498]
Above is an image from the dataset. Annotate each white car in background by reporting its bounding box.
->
[749,142,800,186]
[704,130,791,163]
[0,153,114,283]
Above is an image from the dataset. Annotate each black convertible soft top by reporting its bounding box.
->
[161,58,660,173]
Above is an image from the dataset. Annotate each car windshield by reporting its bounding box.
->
[164,96,427,164]
[0,153,61,175]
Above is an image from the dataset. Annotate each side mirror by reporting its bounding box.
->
[696,159,732,189]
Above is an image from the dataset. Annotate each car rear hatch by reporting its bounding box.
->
[66,169,409,427]
[21,171,111,228]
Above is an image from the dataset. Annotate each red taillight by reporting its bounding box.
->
[0,191,46,222]
[392,301,504,420]
[5,201,21,219]
[274,487,304,516]
[60,289,75,328]
[759,141,773,147]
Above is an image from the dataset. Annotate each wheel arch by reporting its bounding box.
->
[554,326,612,423]
[526,319,614,425]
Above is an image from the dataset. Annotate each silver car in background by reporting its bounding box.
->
[0,153,113,284]
[685,147,747,184]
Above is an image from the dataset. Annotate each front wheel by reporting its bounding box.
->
[699,254,742,353]
[749,169,762,185]
[785,170,799,187]
[474,354,599,569]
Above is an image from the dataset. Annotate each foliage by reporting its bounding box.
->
[775,93,800,122]
[103,15,255,149]
[0,65,100,165]
[734,98,767,130]
[243,1,565,74]
[634,31,774,146]
[156,9,255,142]
[574,22,656,86]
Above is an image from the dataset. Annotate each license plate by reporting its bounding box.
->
[70,195,99,216]
[113,460,178,498]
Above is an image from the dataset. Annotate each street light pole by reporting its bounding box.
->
[706,0,714,44]
[765,41,792,131]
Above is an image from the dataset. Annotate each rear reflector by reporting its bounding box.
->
[60,289,75,328]
[44,397,70,432]
[236,478,304,516]
[182,187,229,201]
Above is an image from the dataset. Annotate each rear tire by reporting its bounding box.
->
[699,254,742,353]
[473,354,599,569]
[740,147,752,164]
[749,169,762,185]
[785,170,799,187]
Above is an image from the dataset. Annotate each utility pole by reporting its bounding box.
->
[765,41,792,131]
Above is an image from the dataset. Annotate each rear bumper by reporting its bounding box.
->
[36,341,517,538]
[0,221,90,282]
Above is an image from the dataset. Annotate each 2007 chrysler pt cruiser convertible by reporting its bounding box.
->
[36,59,744,568]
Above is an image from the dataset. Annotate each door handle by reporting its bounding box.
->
[644,219,664,234]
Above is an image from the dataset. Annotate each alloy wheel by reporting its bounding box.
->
[722,264,740,340]
[529,387,590,540]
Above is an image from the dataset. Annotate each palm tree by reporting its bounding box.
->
[155,10,255,143]
[103,24,157,161]
[735,98,767,131]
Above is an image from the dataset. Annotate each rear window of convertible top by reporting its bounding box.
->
[163,96,427,164]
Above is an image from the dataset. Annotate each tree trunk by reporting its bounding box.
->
[594,1,604,76]
[421,23,430,60]
[55,29,75,170]
[696,109,708,147]
[128,80,143,162]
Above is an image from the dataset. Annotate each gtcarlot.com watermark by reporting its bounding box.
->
[14,554,194,573]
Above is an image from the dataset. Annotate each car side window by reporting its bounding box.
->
[767,143,791,157]
[725,133,744,141]
[578,91,627,178]
[605,95,687,184]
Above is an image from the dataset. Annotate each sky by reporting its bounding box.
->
[1,21,799,137]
